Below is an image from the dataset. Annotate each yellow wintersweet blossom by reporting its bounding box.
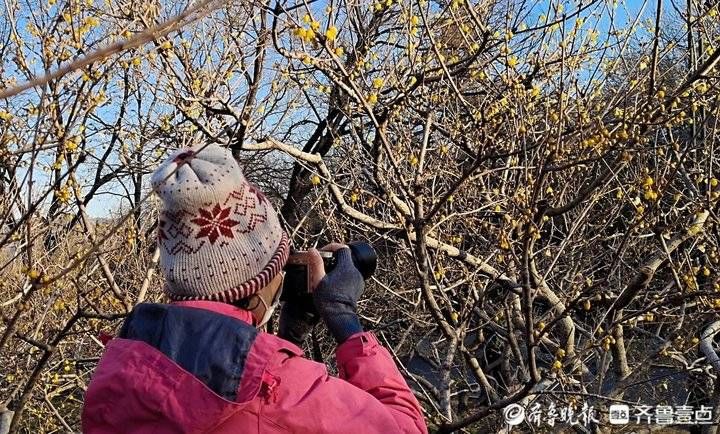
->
[295,27,315,42]
[56,186,71,204]
[507,56,519,68]
[84,16,100,27]
[326,26,338,41]
[192,78,203,92]
[588,29,599,43]
[27,23,39,36]
[65,136,79,152]
[471,69,485,80]
[310,175,321,185]
[499,233,510,250]
[334,46,344,56]
[367,93,378,104]
[372,78,384,89]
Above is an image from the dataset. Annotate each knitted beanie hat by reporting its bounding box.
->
[150,144,289,303]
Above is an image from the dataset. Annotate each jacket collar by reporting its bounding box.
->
[171,300,256,326]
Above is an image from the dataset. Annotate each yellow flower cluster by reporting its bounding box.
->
[294,14,326,43]
[51,154,64,170]
[294,27,316,43]
[25,268,41,280]
[601,335,615,351]
[682,271,698,290]
[373,0,394,12]
[642,175,657,201]
[325,26,338,41]
[56,185,71,204]
[64,136,80,153]
[75,16,100,35]
[498,232,510,250]
[90,90,106,106]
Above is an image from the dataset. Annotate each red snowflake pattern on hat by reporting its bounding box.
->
[190,204,240,244]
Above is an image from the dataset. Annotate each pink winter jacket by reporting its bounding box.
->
[82,300,428,433]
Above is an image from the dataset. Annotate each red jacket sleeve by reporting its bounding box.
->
[266,331,428,433]
[335,332,428,434]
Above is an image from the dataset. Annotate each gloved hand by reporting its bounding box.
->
[313,247,365,344]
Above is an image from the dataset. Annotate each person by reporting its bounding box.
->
[82,144,428,434]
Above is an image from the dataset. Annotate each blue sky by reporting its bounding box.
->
[4,0,667,218]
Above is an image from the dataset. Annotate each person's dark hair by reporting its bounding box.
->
[231,296,260,310]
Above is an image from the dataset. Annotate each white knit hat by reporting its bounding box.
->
[150,144,289,303]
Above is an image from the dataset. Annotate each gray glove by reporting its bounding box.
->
[313,248,364,344]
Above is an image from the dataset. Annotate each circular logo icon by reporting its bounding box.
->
[503,403,526,426]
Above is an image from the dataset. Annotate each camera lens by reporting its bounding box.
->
[347,241,377,280]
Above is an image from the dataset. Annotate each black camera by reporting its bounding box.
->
[280,241,377,307]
